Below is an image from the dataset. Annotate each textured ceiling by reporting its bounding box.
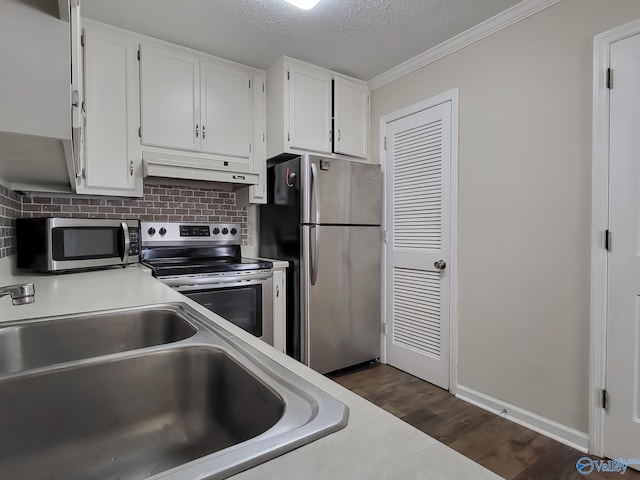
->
[81,0,522,80]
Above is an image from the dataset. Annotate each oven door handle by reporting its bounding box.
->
[162,272,272,289]
[120,221,130,261]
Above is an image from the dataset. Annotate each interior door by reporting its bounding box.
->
[334,77,368,159]
[139,45,200,151]
[200,61,252,162]
[385,101,452,389]
[288,64,332,154]
[605,32,640,463]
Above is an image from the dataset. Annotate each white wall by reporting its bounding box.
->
[371,0,640,433]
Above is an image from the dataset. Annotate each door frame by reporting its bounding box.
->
[590,18,640,457]
[379,89,459,393]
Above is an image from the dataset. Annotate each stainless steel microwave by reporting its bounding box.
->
[16,218,140,272]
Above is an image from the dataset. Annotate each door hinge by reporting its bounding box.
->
[138,126,142,138]
[607,68,613,89]
[384,137,387,150]
[605,229,611,251]
[249,79,251,89]
[80,33,85,47]
[262,132,265,142]
[287,132,290,142]
[382,230,387,243]
[287,70,290,80]
[137,48,141,61]
[249,143,252,153]
[262,82,265,93]
[382,322,387,335]
[602,389,608,410]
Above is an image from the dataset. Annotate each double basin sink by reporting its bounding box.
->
[0,303,348,479]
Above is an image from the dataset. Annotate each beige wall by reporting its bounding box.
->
[371,0,640,432]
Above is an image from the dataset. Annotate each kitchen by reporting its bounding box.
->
[1,0,640,478]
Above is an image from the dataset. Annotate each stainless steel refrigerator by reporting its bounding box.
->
[259,154,382,373]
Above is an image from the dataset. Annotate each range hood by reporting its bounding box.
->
[0,0,74,193]
[142,153,259,188]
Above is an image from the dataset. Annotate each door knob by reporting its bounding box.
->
[434,260,446,270]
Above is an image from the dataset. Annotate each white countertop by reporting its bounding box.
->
[259,258,289,269]
[0,258,500,480]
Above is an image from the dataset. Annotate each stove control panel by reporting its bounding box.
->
[141,222,242,246]
[180,225,210,237]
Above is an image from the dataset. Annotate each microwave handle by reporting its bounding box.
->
[120,221,130,261]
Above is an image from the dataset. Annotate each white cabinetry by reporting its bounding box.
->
[139,45,199,152]
[79,25,142,196]
[139,45,254,170]
[267,56,369,161]
[201,62,252,160]
[0,0,70,142]
[272,266,287,354]
[76,20,266,198]
[249,74,267,203]
[289,64,333,154]
[334,77,368,159]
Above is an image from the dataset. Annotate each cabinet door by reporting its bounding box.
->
[272,268,287,353]
[288,64,332,154]
[250,73,267,203]
[200,61,252,161]
[334,77,368,159]
[81,28,141,195]
[140,45,200,151]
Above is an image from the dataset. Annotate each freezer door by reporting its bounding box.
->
[301,155,381,225]
[301,225,381,373]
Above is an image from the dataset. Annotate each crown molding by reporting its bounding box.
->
[367,0,565,91]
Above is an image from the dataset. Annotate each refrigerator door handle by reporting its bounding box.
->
[310,161,321,224]
[310,225,320,285]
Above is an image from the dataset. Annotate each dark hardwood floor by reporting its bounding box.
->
[330,363,640,480]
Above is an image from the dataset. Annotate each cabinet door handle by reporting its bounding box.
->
[202,125,206,140]
[129,160,134,176]
[337,129,341,141]
[195,124,199,138]
[276,285,280,297]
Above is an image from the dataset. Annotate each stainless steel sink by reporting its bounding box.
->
[0,304,348,480]
[0,307,197,374]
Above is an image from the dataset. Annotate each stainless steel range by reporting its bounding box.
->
[141,222,274,345]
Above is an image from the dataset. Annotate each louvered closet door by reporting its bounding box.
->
[385,102,452,389]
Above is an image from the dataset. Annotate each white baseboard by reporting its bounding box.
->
[456,385,589,453]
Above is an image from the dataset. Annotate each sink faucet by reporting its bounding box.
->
[0,283,35,305]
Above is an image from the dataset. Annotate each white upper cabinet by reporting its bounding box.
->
[249,73,267,203]
[289,64,333,154]
[266,56,369,161]
[139,45,200,152]
[138,44,257,172]
[76,20,266,197]
[80,25,142,196]
[334,77,368,159]
[201,62,252,159]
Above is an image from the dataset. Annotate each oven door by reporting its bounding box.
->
[169,272,273,346]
